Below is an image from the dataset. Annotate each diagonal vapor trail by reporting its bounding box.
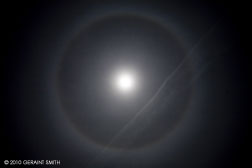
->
[86,15,226,168]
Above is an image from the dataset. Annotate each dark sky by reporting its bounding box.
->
[3,0,250,168]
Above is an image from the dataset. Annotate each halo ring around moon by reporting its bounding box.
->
[56,11,193,150]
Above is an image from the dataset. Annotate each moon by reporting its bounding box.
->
[116,72,135,93]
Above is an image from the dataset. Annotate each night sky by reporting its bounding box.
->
[3,0,250,168]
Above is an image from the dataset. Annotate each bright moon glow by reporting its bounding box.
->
[116,73,135,92]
